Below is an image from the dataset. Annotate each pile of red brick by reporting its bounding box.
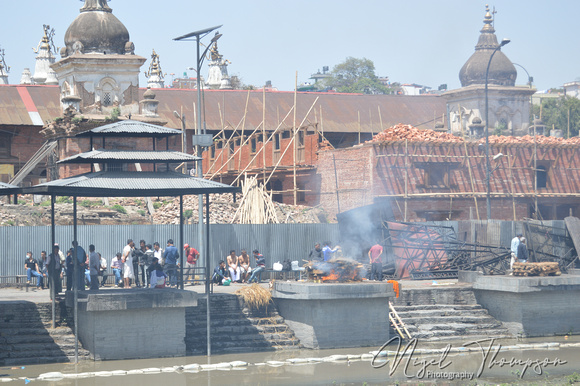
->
[482,135,580,145]
[369,124,464,143]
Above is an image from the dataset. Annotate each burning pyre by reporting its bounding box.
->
[304,258,366,282]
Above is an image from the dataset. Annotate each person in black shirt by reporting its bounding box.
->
[308,243,323,261]
[212,260,229,285]
[24,252,43,289]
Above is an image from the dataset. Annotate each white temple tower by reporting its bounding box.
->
[205,42,232,90]
[32,25,57,85]
[51,0,146,116]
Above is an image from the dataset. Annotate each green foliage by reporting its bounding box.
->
[79,199,92,208]
[323,57,391,94]
[110,204,127,214]
[183,209,193,219]
[31,210,42,217]
[5,220,15,226]
[153,202,162,210]
[56,196,73,204]
[71,116,82,124]
[54,117,63,123]
[134,199,143,206]
[138,210,146,216]
[494,122,507,136]
[531,96,580,138]
[39,200,51,207]
[566,372,580,383]
[111,107,121,120]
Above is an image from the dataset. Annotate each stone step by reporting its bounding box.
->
[2,335,58,345]
[416,321,504,332]
[395,308,489,318]
[402,315,501,325]
[393,304,483,312]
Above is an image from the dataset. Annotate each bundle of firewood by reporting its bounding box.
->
[512,262,561,277]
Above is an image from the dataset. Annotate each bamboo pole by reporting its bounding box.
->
[358,111,361,144]
[231,107,295,185]
[508,152,516,220]
[293,71,298,205]
[377,105,382,136]
[264,97,319,185]
[404,139,408,222]
[459,107,480,220]
[238,90,251,171]
[262,87,266,184]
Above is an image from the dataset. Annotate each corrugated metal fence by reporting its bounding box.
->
[1,220,567,277]
[1,224,340,277]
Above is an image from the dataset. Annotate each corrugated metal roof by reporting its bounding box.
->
[0,182,19,193]
[57,149,201,164]
[77,119,182,137]
[22,171,239,197]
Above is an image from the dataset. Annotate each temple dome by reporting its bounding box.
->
[459,5,516,87]
[63,0,130,56]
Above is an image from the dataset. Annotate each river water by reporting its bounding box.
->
[2,336,579,385]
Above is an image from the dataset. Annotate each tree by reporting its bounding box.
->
[531,96,580,137]
[323,57,391,94]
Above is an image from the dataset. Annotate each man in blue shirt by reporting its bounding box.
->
[322,241,339,261]
[163,239,179,288]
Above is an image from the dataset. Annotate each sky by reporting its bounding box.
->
[0,0,579,92]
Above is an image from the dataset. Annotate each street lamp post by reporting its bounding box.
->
[485,38,510,220]
[174,25,222,358]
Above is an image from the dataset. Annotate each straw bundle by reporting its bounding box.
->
[235,283,273,312]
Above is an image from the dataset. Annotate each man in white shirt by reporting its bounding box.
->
[510,233,522,271]
[153,242,163,266]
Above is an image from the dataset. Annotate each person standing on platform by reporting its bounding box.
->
[72,241,87,291]
[88,244,100,290]
[183,244,199,285]
[153,242,163,266]
[309,243,323,261]
[322,242,339,261]
[510,233,522,271]
[122,239,135,288]
[368,243,384,281]
[517,237,529,263]
[163,239,179,288]
[47,244,63,295]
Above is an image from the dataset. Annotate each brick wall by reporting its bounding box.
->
[317,141,580,221]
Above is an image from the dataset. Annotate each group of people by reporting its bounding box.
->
[212,249,265,285]
[24,246,65,292]
[24,237,200,293]
[308,242,341,261]
[510,233,529,272]
[115,238,198,289]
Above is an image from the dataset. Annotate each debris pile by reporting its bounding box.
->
[151,193,324,225]
[369,124,464,143]
[512,262,561,277]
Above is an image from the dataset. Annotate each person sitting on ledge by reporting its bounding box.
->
[247,250,265,284]
[212,260,229,285]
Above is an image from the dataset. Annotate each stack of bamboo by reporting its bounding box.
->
[512,262,561,276]
[231,174,279,224]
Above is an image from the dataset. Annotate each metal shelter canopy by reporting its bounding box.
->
[57,150,201,164]
[0,182,20,194]
[75,120,182,138]
[21,171,238,197]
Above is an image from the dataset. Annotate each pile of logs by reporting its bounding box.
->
[304,258,364,283]
[512,262,561,277]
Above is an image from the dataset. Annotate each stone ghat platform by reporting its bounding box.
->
[271,281,395,349]
[460,270,580,337]
[66,289,197,360]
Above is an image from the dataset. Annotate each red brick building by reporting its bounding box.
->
[316,136,580,221]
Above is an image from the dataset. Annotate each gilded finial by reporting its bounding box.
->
[481,4,495,33]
